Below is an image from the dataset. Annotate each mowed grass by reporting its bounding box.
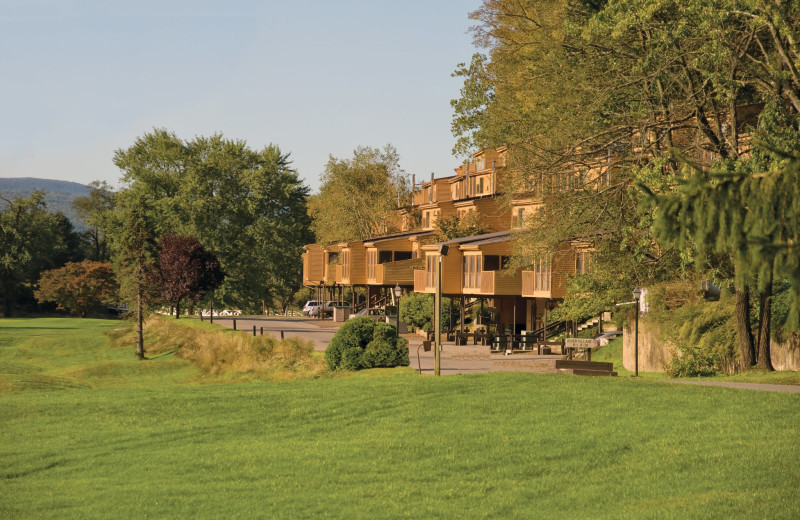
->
[2,319,799,519]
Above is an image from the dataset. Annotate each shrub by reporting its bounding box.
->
[664,344,719,378]
[35,260,117,317]
[399,292,460,332]
[325,317,409,371]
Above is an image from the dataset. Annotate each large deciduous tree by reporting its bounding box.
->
[35,260,117,317]
[110,129,312,313]
[307,145,411,244]
[157,234,224,318]
[72,181,115,262]
[0,192,73,316]
[453,0,800,371]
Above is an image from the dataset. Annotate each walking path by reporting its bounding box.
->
[209,316,800,392]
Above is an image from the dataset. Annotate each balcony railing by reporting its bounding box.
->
[521,270,555,298]
[414,269,432,293]
[367,257,423,285]
[463,270,521,296]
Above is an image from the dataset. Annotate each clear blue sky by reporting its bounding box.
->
[0,1,481,193]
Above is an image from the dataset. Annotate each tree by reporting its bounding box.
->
[111,129,312,312]
[157,235,224,318]
[650,101,800,371]
[0,192,71,316]
[72,181,115,262]
[308,145,411,244]
[434,211,486,241]
[454,0,800,370]
[114,198,159,360]
[35,261,117,317]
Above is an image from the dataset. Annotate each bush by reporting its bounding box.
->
[399,292,460,332]
[325,317,409,371]
[664,344,719,378]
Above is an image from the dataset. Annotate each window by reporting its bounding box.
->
[426,254,436,287]
[342,250,350,279]
[534,258,551,291]
[394,251,412,261]
[367,250,377,280]
[463,255,482,289]
[576,251,591,274]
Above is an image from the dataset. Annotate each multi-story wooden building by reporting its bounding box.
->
[302,147,595,335]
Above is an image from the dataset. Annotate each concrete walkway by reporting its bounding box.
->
[208,316,800,392]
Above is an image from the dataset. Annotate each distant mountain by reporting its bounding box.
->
[0,178,92,230]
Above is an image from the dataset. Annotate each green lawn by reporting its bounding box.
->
[2,318,799,519]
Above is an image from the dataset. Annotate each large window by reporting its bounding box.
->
[342,250,350,279]
[426,254,436,287]
[534,258,551,291]
[463,254,482,289]
[367,250,377,280]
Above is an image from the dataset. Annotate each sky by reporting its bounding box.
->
[0,1,481,193]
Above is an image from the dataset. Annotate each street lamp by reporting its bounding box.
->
[632,287,642,377]
[393,284,402,331]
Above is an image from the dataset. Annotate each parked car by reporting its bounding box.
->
[348,307,386,322]
[302,301,334,317]
[594,330,623,347]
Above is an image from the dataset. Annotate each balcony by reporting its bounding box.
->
[367,257,423,285]
[414,269,433,293]
[521,270,562,298]
[463,270,521,296]
[336,265,344,284]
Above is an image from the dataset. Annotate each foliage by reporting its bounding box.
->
[0,191,78,316]
[325,317,409,371]
[434,211,485,241]
[157,234,224,317]
[72,180,114,262]
[644,280,739,376]
[34,260,117,317]
[399,292,460,332]
[664,344,721,378]
[110,129,312,312]
[308,145,410,244]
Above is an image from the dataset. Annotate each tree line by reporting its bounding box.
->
[1,129,314,357]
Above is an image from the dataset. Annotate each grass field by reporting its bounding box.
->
[2,318,799,519]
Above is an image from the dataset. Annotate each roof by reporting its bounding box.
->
[421,230,512,251]
[364,229,433,246]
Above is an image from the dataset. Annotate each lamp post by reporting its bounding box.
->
[434,244,450,376]
[632,287,642,377]
[393,284,402,332]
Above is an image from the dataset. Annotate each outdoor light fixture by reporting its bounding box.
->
[393,284,402,331]
[632,287,642,377]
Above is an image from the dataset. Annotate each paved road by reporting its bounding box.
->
[209,316,340,351]
[208,316,800,392]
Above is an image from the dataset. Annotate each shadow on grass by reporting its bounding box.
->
[146,349,179,360]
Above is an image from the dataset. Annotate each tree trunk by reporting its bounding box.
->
[756,285,774,371]
[734,284,754,371]
[136,287,145,360]
[175,300,180,319]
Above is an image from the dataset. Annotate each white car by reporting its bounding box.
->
[348,308,386,321]
[302,300,334,317]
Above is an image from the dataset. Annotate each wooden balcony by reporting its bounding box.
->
[463,270,521,296]
[367,257,423,285]
[522,270,563,298]
[414,269,433,293]
[335,265,344,284]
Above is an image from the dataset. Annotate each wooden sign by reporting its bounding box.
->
[565,338,596,349]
